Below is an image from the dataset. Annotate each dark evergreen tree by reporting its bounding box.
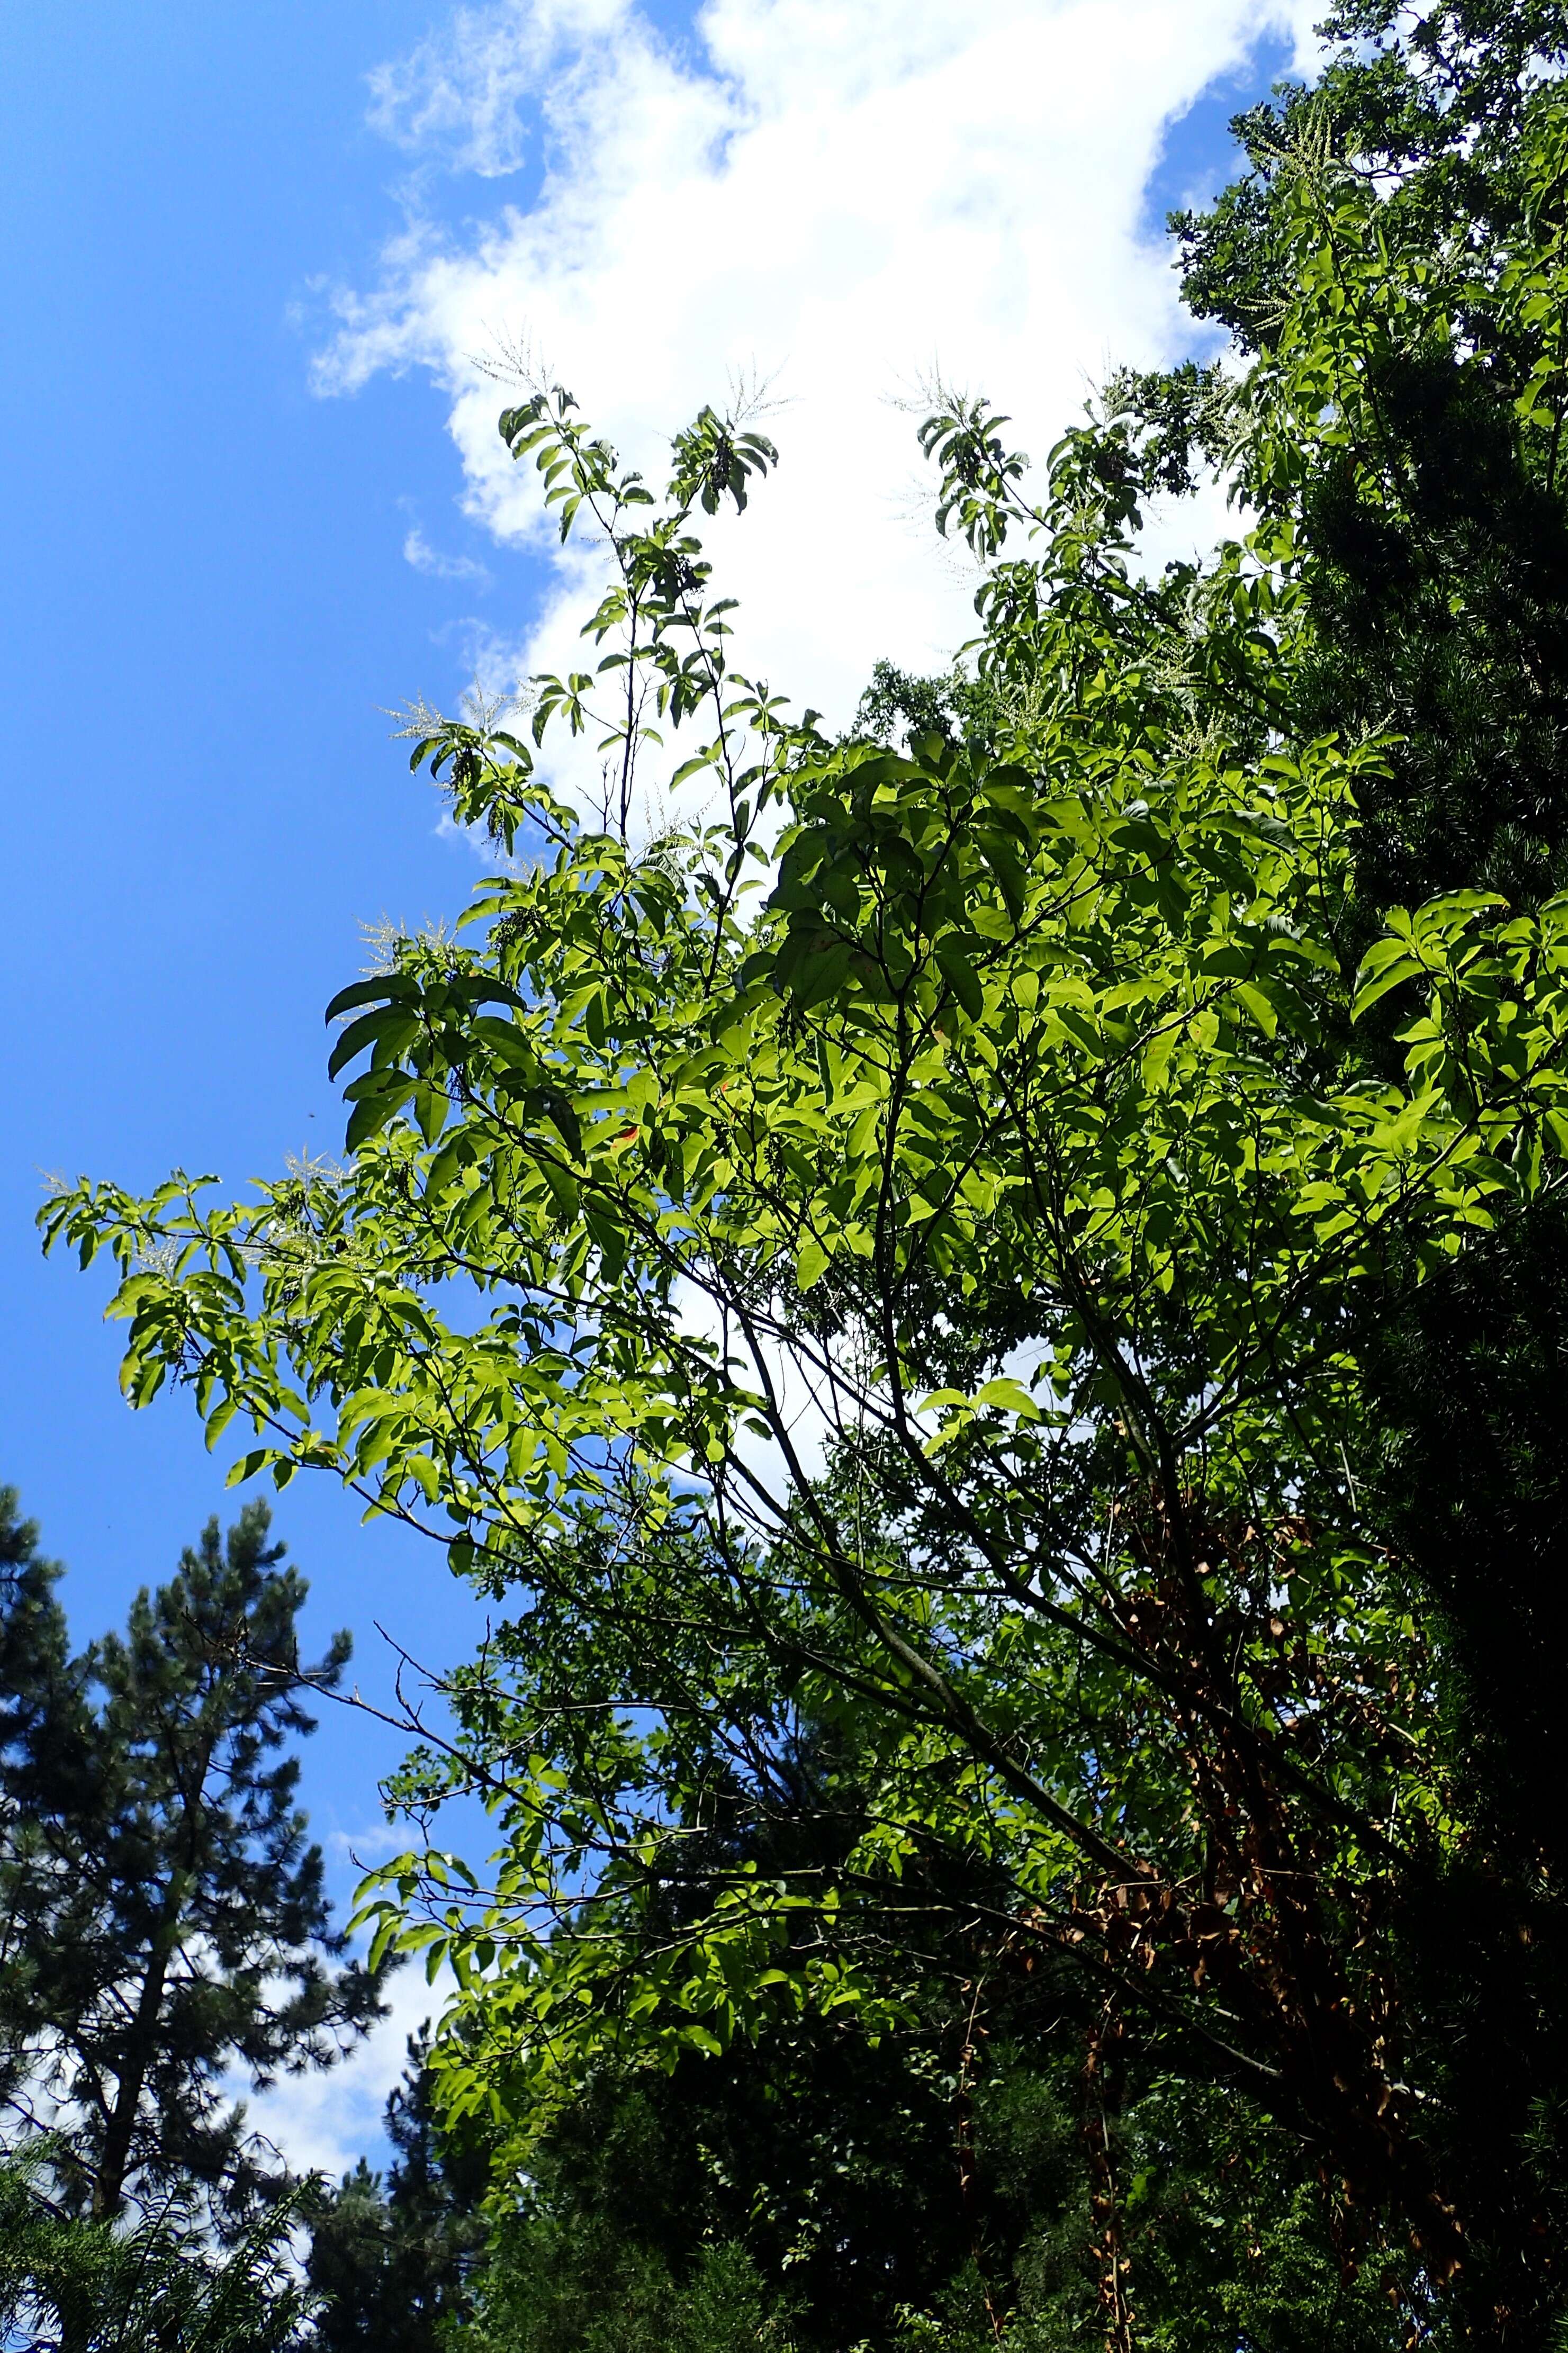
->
[1164,0,1568,922]
[0,1491,386,2227]
[0,1492,88,2154]
[304,2030,487,2353]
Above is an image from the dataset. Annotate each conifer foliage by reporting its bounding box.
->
[304,2030,487,2353]
[0,1491,384,2227]
[0,2150,313,2353]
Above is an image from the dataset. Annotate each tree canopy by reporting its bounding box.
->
[39,3,1568,2342]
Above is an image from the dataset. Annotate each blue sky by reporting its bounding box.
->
[0,0,1312,2174]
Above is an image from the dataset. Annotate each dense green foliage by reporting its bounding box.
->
[447,1983,1409,2353]
[35,2,1568,2344]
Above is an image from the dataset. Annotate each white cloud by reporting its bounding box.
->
[326,1818,413,1868]
[366,0,628,176]
[674,1275,836,1502]
[324,0,1322,767]
[403,523,493,585]
[242,1960,454,2186]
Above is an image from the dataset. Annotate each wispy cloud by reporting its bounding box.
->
[326,1819,411,1868]
[402,524,493,585]
[323,0,1322,774]
[365,0,627,176]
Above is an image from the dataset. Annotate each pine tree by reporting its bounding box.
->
[0,1492,88,2153]
[304,2030,487,2352]
[0,1491,386,2226]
